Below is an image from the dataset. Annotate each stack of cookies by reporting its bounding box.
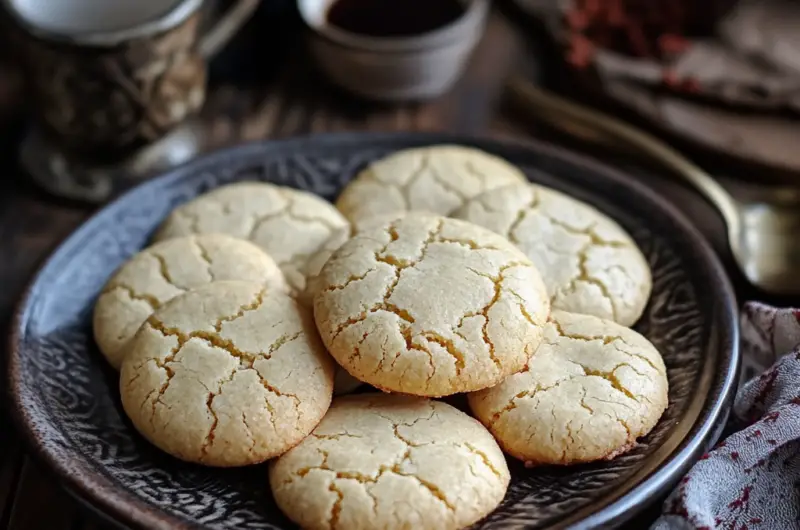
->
[95,145,668,530]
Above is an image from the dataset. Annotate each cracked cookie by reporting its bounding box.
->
[119,280,335,467]
[335,145,526,230]
[269,394,510,530]
[468,310,668,466]
[453,183,652,326]
[153,182,349,293]
[313,215,550,397]
[93,234,288,370]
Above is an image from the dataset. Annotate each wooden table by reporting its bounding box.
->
[0,10,757,530]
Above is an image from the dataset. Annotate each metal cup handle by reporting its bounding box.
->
[199,0,262,58]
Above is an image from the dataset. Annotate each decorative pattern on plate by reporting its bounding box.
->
[10,135,737,529]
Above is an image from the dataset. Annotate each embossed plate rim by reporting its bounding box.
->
[8,132,739,530]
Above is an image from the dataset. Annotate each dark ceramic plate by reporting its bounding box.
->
[8,133,739,530]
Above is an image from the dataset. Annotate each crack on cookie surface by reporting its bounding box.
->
[506,193,541,247]
[465,262,532,370]
[191,238,215,282]
[398,153,431,208]
[151,251,181,290]
[580,368,638,402]
[213,288,266,332]
[105,284,161,310]
[427,158,469,201]
[328,481,345,529]
[311,432,363,441]
[200,389,221,459]
[611,339,665,375]
[559,249,619,322]
[462,160,493,187]
[488,380,569,427]
[463,442,505,479]
[321,268,379,294]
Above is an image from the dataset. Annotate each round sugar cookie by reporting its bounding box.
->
[93,234,288,370]
[269,394,510,530]
[154,182,349,293]
[120,281,335,467]
[468,310,668,466]
[336,145,526,229]
[313,215,550,397]
[453,183,652,326]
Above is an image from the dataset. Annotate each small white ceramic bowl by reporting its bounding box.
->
[298,0,490,101]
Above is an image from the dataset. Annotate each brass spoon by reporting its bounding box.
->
[508,77,800,296]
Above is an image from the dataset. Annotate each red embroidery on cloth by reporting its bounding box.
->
[747,430,763,439]
[762,411,780,424]
[727,486,752,512]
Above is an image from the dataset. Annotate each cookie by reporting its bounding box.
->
[313,215,550,397]
[336,145,526,229]
[120,281,335,467]
[154,182,349,293]
[468,310,668,466]
[453,183,651,326]
[93,234,288,370]
[269,394,510,530]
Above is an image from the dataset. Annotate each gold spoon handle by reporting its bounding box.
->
[507,77,741,239]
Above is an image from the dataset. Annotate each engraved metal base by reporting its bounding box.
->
[21,121,204,204]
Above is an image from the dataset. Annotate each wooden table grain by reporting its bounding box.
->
[0,10,744,530]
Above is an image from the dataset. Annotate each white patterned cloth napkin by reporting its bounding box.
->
[652,302,800,529]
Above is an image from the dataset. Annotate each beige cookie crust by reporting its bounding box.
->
[120,281,335,467]
[302,214,410,307]
[93,234,288,370]
[468,310,668,466]
[313,215,550,397]
[269,394,510,530]
[453,183,652,326]
[154,182,349,293]
[335,145,526,229]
